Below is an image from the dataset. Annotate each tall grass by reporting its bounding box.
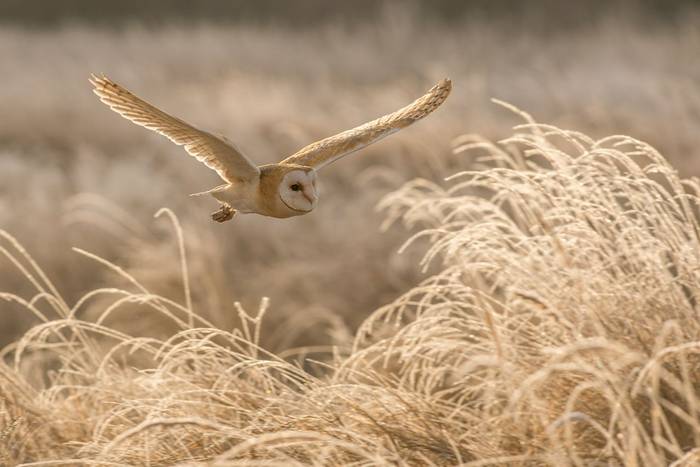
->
[1,108,699,465]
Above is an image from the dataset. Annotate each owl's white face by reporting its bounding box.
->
[279,169,319,212]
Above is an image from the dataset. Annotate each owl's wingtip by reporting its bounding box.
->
[89,73,112,92]
[431,78,452,96]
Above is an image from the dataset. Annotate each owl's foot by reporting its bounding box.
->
[212,205,236,223]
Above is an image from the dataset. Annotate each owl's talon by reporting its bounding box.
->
[212,205,235,223]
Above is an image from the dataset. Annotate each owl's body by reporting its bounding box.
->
[211,164,317,219]
[90,75,451,222]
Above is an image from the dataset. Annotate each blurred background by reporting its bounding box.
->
[0,0,698,351]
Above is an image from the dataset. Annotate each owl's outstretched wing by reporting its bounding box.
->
[280,78,451,170]
[90,75,260,183]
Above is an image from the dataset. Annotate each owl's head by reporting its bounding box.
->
[278,167,318,213]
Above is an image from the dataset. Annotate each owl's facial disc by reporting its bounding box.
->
[279,169,318,212]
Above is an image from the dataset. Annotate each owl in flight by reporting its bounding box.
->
[90,75,451,222]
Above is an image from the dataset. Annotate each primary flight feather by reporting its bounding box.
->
[90,75,451,222]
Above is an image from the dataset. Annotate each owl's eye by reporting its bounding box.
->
[290,183,301,192]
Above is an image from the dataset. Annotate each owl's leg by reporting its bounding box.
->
[211,204,236,223]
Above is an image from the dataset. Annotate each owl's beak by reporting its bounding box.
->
[302,189,317,206]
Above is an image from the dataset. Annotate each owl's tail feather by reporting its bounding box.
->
[189,183,229,197]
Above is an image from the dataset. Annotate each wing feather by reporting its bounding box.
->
[90,75,259,183]
[281,78,451,170]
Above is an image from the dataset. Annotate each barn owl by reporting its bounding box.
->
[90,75,451,222]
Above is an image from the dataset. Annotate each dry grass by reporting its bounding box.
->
[1,8,700,465]
[1,107,699,465]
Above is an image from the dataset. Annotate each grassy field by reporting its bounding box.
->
[1,6,700,465]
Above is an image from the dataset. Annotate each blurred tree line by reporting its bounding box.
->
[0,0,695,28]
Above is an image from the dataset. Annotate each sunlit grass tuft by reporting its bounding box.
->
[2,107,700,465]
